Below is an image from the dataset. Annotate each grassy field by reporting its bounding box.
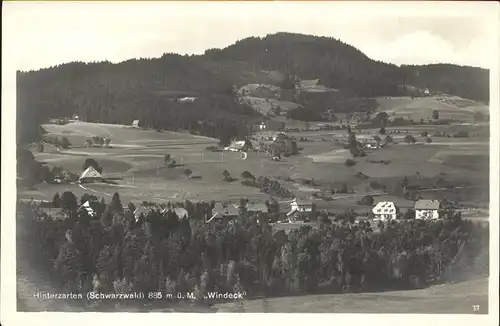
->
[22,117,489,213]
[213,277,489,313]
[18,112,491,313]
[42,121,216,147]
[375,95,489,122]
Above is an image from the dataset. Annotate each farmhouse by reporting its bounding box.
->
[224,139,257,152]
[364,140,380,149]
[78,201,96,218]
[287,198,315,222]
[78,166,103,184]
[372,201,398,221]
[415,200,441,220]
[206,203,239,223]
[133,206,150,220]
[177,97,197,103]
[272,132,288,142]
[70,114,80,122]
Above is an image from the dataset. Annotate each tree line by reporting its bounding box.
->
[17,33,488,147]
[18,190,489,310]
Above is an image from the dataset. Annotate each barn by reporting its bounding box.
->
[78,166,103,184]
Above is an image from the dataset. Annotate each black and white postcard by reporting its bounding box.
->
[2,1,499,325]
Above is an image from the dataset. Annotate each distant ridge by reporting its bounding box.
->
[17,32,489,144]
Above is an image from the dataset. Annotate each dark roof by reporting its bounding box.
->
[415,200,441,210]
[212,203,239,216]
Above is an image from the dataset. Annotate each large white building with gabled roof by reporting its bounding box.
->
[372,201,398,221]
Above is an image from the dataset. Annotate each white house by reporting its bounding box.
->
[177,97,197,103]
[224,139,258,152]
[225,141,246,152]
[372,201,398,221]
[415,200,441,220]
[78,201,96,217]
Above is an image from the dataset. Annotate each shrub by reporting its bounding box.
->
[52,192,61,208]
[369,181,386,190]
[453,131,469,138]
[61,137,71,149]
[357,195,374,206]
[83,158,102,173]
[345,159,357,167]
[404,135,417,145]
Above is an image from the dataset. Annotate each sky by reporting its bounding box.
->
[3,1,498,71]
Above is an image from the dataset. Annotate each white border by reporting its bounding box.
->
[2,1,499,326]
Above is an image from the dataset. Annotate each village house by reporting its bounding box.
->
[224,139,257,152]
[372,201,398,221]
[206,202,239,223]
[272,132,288,142]
[70,113,80,122]
[286,198,316,222]
[78,201,96,218]
[133,206,150,220]
[78,166,103,184]
[177,97,197,103]
[414,199,441,220]
[363,140,381,149]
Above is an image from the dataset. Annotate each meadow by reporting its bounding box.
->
[21,109,490,222]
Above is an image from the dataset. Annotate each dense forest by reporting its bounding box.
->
[17,32,489,144]
[19,194,488,310]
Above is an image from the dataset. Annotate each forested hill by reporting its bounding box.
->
[17,32,489,144]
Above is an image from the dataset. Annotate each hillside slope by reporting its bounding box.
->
[17,32,489,144]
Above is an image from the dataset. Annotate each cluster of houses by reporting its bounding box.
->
[203,198,445,224]
[105,198,315,225]
[372,199,443,221]
[34,192,448,225]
